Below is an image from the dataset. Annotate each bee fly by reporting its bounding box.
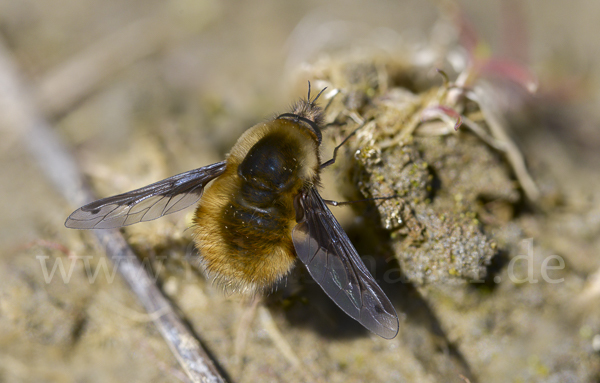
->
[65,84,399,339]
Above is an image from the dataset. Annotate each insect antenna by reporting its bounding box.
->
[306,80,327,105]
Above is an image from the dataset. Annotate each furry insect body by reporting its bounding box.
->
[65,92,400,339]
[193,112,321,293]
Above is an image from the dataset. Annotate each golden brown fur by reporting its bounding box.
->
[193,119,320,293]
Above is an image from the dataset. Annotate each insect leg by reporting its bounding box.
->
[323,195,399,207]
[320,121,366,169]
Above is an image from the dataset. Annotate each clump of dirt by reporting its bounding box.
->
[296,50,600,381]
[301,53,522,284]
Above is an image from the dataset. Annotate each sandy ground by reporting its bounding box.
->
[1,0,600,382]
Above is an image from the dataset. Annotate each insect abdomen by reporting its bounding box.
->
[193,174,297,292]
[221,198,293,255]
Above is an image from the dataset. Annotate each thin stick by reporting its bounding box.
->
[35,6,217,120]
[0,39,226,383]
[35,17,170,119]
[472,86,540,202]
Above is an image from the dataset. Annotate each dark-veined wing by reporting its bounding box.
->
[292,187,399,339]
[65,161,227,229]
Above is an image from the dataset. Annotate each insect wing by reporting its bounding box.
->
[292,187,399,339]
[65,161,227,229]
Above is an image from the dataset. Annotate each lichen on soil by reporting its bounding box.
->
[292,50,600,381]
[301,53,519,285]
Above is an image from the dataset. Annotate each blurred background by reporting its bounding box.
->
[1,0,599,382]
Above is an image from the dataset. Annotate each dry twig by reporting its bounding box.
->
[0,38,226,383]
[35,17,171,119]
